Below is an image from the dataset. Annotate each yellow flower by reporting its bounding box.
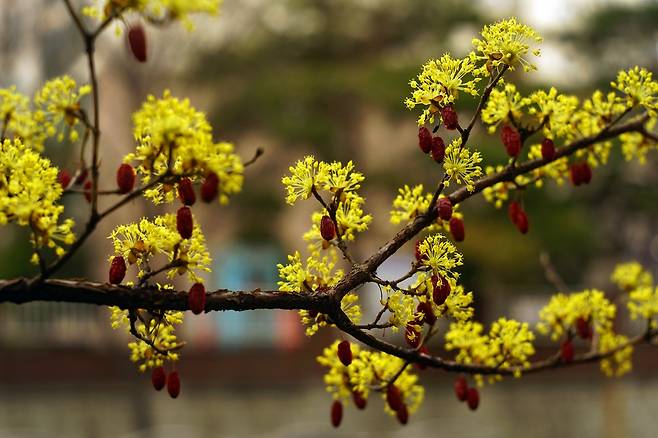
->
[472,17,542,73]
[33,75,90,143]
[481,83,530,132]
[611,67,658,115]
[443,138,483,192]
[417,234,463,280]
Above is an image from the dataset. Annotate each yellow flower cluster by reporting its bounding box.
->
[317,341,424,417]
[620,118,657,164]
[417,234,463,279]
[472,17,542,73]
[125,90,244,205]
[0,139,75,262]
[108,213,211,283]
[443,138,483,192]
[389,184,433,225]
[611,67,658,115]
[612,262,658,324]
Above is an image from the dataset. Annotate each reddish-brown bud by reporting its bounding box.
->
[417,301,436,325]
[151,366,166,391]
[352,390,367,410]
[83,180,92,203]
[116,163,136,194]
[331,400,343,427]
[188,282,206,315]
[386,384,403,412]
[501,125,522,157]
[396,403,409,425]
[432,274,451,306]
[454,376,468,402]
[405,323,420,348]
[320,215,336,241]
[109,256,126,284]
[418,127,433,154]
[466,387,479,411]
[177,178,196,206]
[74,168,88,185]
[337,340,353,366]
[431,136,446,162]
[58,169,72,189]
[561,339,574,362]
[200,172,219,203]
[437,197,453,221]
[176,206,193,239]
[167,371,180,398]
[441,105,459,130]
[541,138,556,161]
[576,317,593,340]
[514,210,529,234]
[449,217,465,242]
[127,24,147,63]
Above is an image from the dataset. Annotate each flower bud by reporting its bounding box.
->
[116,163,136,194]
[466,387,479,410]
[454,376,468,402]
[320,215,336,241]
[352,390,367,410]
[437,197,453,221]
[58,169,72,189]
[431,136,446,162]
[561,339,574,362]
[109,256,126,284]
[405,323,420,348]
[127,24,147,63]
[188,282,206,315]
[177,178,196,206]
[151,366,166,391]
[200,172,219,203]
[432,274,451,306]
[176,206,193,239]
[337,340,353,366]
[441,105,459,130]
[541,138,556,161]
[501,125,522,157]
[330,400,343,427]
[83,180,92,203]
[418,127,432,154]
[386,384,403,412]
[396,403,409,425]
[167,371,180,398]
[449,217,465,242]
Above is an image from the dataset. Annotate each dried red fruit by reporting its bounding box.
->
[396,403,409,425]
[514,210,529,234]
[501,125,522,157]
[83,180,92,203]
[188,282,206,315]
[431,136,446,162]
[441,105,459,130]
[352,390,367,410]
[58,169,72,189]
[508,201,522,225]
[576,317,593,340]
[151,366,166,391]
[337,340,353,366]
[454,376,468,402]
[541,138,556,161]
[432,274,451,306]
[176,206,193,239]
[405,323,420,348]
[177,178,196,206]
[561,339,574,362]
[449,217,465,242]
[437,197,453,221]
[320,215,336,241]
[418,127,433,154]
[116,163,136,194]
[74,168,88,185]
[200,172,219,203]
[417,301,436,325]
[127,24,147,63]
[580,162,592,184]
[386,384,403,412]
[330,400,343,428]
[109,256,126,284]
[466,387,479,410]
[167,371,180,398]
[570,162,593,186]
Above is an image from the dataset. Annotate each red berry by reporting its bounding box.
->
[386,384,403,412]
[576,317,593,340]
[501,125,522,157]
[188,282,206,315]
[431,136,446,162]
[337,340,353,366]
[570,162,592,186]
[432,274,451,306]
[167,371,180,398]
[200,172,219,202]
[176,206,193,239]
[405,323,420,348]
[441,105,459,130]
[116,163,136,194]
[109,256,126,284]
[454,376,468,402]
[514,210,529,234]
[352,391,367,410]
[330,400,343,428]
[127,24,147,63]
[151,366,166,391]
[74,168,88,185]
[58,169,72,189]
[177,178,196,206]
[320,215,336,241]
[396,403,409,425]
[417,301,436,325]
[449,217,465,242]
[580,162,592,184]
[418,127,433,154]
[541,138,556,161]
[561,339,574,362]
[437,197,453,221]
[83,180,92,203]
[508,201,522,225]
[466,387,479,410]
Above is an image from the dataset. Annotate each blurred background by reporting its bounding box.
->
[1,0,658,436]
